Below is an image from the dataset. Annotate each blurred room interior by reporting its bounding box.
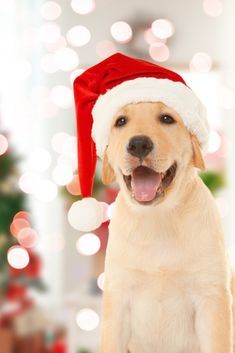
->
[0,0,235,352]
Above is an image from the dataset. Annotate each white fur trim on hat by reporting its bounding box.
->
[91,77,209,158]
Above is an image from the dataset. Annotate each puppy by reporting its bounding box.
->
[99,101,234,353]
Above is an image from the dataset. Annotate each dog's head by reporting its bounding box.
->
[102,102,205,206]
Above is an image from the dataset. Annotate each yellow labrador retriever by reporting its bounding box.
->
[100,101,234,353]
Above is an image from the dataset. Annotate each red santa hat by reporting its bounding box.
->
[73,52,209,198]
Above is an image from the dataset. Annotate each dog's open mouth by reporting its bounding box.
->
[123,162,177,204]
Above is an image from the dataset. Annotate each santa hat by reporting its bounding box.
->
[73,52,209,198]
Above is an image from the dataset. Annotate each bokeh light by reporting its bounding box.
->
[50,85,74,108]
[110,21,133,43]
[7,246,30,269]
[51,132,72,153]
[39,22,61,44]
[18,172,40,194]
[203,0,223,17]
[55,47,79,71]
[10,218,31,238]
[96,40,117,59]
[190,52,212,73]
[97,272,105,290]
[149,42,170,62]
[76,233,101,256]
[151,19,175,39]
[144,28,166,45]
[34,179,58,202]
[58,153,77,172]
[0,134,8,156]
[18,228,39,248]
[208,130,221,154]
[66,175,81,195]
[68,198,104,232]
[71,0,95,15]
[76,308,100,331]
[66,25,91,47]
[30,86,58,119]
[46,36,67,52]
[13,211,31,222]
[28,148,51,172]
[40,1,62,21]
[52,164,73,185]
[40,53,58,73]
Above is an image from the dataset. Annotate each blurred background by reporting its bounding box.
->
[0,0,235,352]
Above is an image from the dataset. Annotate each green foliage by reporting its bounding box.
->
[199,170,225,195]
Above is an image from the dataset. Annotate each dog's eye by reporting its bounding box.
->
[160,114,175,124]
[115,116,127,127]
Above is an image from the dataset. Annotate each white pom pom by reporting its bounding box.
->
[68,197,103,232]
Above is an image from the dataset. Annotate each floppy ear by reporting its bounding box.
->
[191,134,206,170]
[102,148,116,185]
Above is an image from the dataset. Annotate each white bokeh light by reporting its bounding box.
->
[208,130,221,154]
[0,134,8,156]
[18,228,39,248]
[46,36,67,52]
[190,52,212,73]
[34,179,58,202]
[58,153,77,172]
[39,22,61,44]
[110,21,133,43]
[144,28,166,45]
[203,0,223,17]
[7,246,30,269]
[76,233,101,256]
[96,40,117,59]
[66,25,91,47]
[97,272,105,290]
[28,148,51,172]
[51,132,72,153]
[52,164,73,185]
[149,42,170,62]
[50,85,74,109]
[40,53,58,73]
[19,172,40,194]
[76,308,100,331]
[40,1,62,21]
[151,19,174,39]
[71,0,95,15]
[55,47,79,71]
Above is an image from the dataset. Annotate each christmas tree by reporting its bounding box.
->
[0,132,44,327]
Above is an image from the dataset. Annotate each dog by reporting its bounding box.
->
[99,101,234,353]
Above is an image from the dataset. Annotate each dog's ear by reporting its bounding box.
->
[191,134,206,170]
[102,149,116,185]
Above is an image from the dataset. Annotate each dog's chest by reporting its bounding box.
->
[106,221,201,353]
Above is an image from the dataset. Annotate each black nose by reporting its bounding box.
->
[127,135,154,159]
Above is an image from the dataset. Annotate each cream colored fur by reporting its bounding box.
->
[99,102,234,353]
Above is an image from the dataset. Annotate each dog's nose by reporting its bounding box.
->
[127,135,154,159]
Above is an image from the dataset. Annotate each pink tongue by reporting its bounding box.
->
[131,167,162,202]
